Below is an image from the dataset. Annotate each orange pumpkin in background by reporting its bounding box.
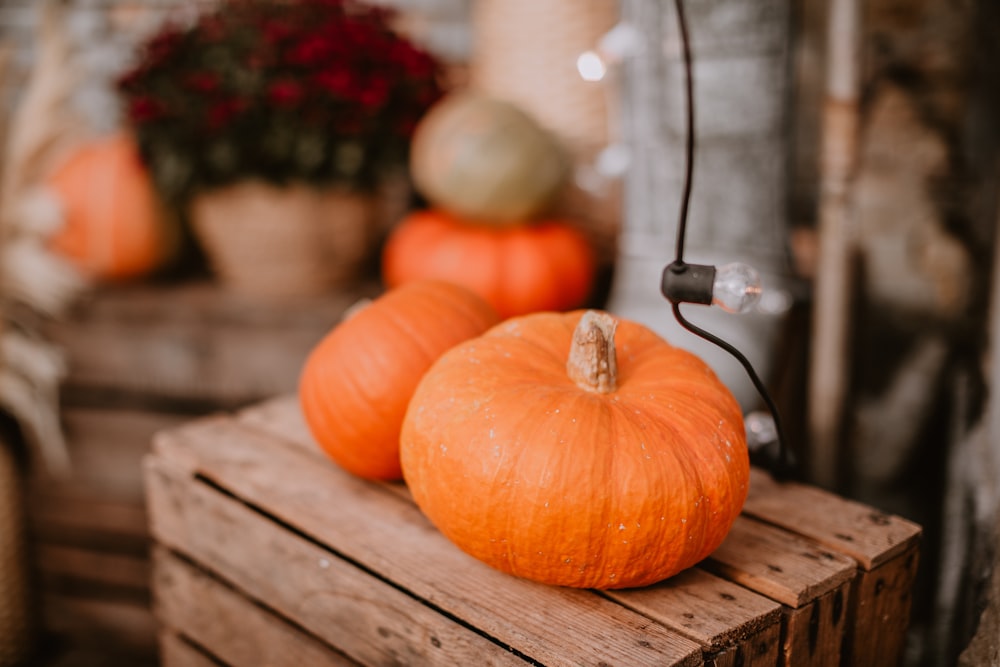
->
[46,133,172,281]
[401,309,750,589]
[382,209,596,319]
[299,280,500,481]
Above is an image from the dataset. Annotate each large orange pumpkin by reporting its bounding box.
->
[401,309,749,589]
[382,209,595,319]
[299,280,499,481]
[409,91,569,225]
[46,133,172,281]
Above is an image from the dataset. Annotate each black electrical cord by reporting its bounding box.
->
[667,0,796,479]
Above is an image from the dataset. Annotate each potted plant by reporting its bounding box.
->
[117,0,445,296]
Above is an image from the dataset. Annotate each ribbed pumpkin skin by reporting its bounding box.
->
[409,91,569,224]
[47,133,170,280]
[400,310,749,589]
[299,280,499,481]
[382,209,595,319]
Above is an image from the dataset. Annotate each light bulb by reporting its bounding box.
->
[711,262,762,313]
[597,22,641,62]
[577,50,607,82]
[744,411,778,452]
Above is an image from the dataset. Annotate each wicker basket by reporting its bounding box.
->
[469,0,618,160]
[190,182,377,298]
[0,440,34,667]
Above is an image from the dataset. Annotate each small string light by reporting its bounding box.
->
[661,0,797,479]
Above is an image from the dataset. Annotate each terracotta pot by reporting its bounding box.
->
[190,181,376,297]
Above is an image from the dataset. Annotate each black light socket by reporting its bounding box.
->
[660,261,716,305]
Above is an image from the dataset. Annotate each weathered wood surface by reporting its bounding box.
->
[743,467,921,666]
[44,280,379,407]
[159,632,220,667]
[154,549,360,667]
[147,421,706,666]
[145,396,923,666]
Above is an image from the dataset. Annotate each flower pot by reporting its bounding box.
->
[190,181,376,298]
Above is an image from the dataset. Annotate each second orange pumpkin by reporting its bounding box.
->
[382,209,596,319]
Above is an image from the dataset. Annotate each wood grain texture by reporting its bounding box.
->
[159,632,220,667]
[146,422,704,667]
[608,568,781,652]
[744,467,921,570]
[782,585,850,667]
[147,397,923,666]
[146,459,527,667]
[703,514,856,608]
[154,548,360,667]
[238,396,923,664]
[847,545,920,667]
[36,543,150,597]
[45,280,379,406]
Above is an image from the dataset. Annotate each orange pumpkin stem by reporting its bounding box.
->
[567,310,618,393]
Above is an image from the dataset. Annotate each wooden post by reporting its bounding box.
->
[806,0,863,489]
[605,0,794,410]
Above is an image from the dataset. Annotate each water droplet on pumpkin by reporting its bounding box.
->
[439,444,447,454]
[619,523,626,531]
[489,428,495,439]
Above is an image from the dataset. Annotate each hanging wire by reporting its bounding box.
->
[667,0,796,478]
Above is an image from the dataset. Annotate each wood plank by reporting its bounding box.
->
[148,417,705,667]
[35,543,151,596]
[159,632,221,667]
[234,394,873,665]
[703,514,856,608]
[154,547,361,667]
[743,468,921,570]
[40,593,158,657]
[847,545,920,667]
[45,407,187,502]
[782,585,850,667]
[27,488,149,551]
[703,622,781,667]
[147,458,526,667]
[47,281,378,405]
[608,568,781,660]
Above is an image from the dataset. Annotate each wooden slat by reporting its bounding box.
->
[782,585,850,667]
[27,488,149,552]
[35,543,150,596]
[47,281,378,406]
[236,395,904,666]
[704,623,781,667]
[154,547,361,667]
[609,568,781,653]
[704,515,856,608]
[847,545,920,667]
[44,407,187,502]
[41,593,158,657]
[147,458,526,666]
[159,632,221,667]
[147,418,705,667]
[743,468,921,570]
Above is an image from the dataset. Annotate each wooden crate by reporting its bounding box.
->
[27,280,376,664]
[145,396,922,667]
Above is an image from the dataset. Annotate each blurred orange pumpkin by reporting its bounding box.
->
[382,209,596,318]
[46,134,172,281]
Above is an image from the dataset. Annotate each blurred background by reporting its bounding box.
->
[0,0,998,665]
